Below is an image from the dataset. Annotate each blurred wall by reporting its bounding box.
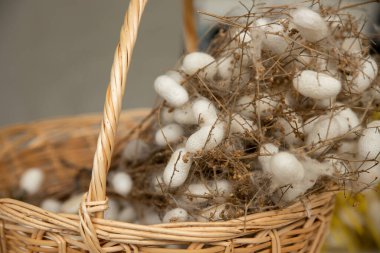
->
[0,0,182,126]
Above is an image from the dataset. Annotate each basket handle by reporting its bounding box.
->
[85,0,147,217]
[79,0,147,251]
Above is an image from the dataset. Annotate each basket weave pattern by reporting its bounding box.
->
[0,0,336,252]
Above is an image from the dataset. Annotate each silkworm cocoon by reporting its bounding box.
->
[236,95,254,118]
[278,176,316,202]
[122,139,150,162]
[173,103,197,125]
[276,115,304,146]
[184,183,211,204]
[349,57,378,94]
[181,52,217,79]
[166,70,185,84]
[217,55,235,80]
[104,198,119,220]
[118,204,137,222]
[141,209,161,225]
[155,124,184,146]
[258,143,279,174]
[336,107,360,134]
[293,70,341,99]
[357,120,380,160]
[236,94,278,118]
[255,94,278,118]
[306,117,343,149]
[160,107,175,124]
[295,51,312,67]
[230,113,257,134]
[111,171,133,196]
[315,97,335,109]
[163,208,188,223]
[325,15,343,31]
[270,152,304,185]
[152,174,165,192]
[291,8,328,42]
[341,37,362,55]
[198,204,226,222]
[192,98,218,126]
[303,115,323,134]
[325,158,347,175]
[357,161,380,188]
[233,29,252,45]
[185,123,225,153]
[163,148,193,188]
[210,179,232,198]
[301,156,333,177]
[20,168,44,195]
[61,193,83,214]
[338,141,357,156]
[154,75,189,107]
[255,18,288,55]
[41,198,61,213]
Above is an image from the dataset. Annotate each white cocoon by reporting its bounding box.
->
[61,193,83,214]
[258,143,279,174]
[293,70,341,99]
[341,37,362,55]
[104,198,119,220]
[232,29,252,45]
[111,171,133,196]
[336,107,360,134]
[357,120,380,160]
[122,139,151,162]
[349,57,378,94]
[154,75,189,107]
[255,18,288,55]
[182,52,217,79]
[155,123,184,146]
[291,8,328,42]
[236,94,278,118]
[185,123,226,153]
[118,204,137,222]
[198,204,226,222]
[163,148,193,188]
[160,107,175,124]
[303,115,324,134]
[184,183,211,204]
[306,117,343,150]
[152,174,165,192]
[230,113,257,134]
[217,55,235,80]
[192,98,218,126]
[255,94,278,117]
[20,168,44,195]
[173,103,197,125]
[163,208,188,223]
[166,70,185,83]
[270,152,304,185]
[357,161,380,188]
[41,198,61,213]
[210,179,232,198]
[141,209,161,225]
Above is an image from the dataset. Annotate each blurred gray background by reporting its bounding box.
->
[0,0,182,126]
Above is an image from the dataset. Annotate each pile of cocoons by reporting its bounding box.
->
[19,3,380,224]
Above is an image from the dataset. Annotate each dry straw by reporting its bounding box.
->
[1,0,378,252]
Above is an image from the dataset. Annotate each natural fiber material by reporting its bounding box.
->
[0,0,337,252]
[0,110,335,252]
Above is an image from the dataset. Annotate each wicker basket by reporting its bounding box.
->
[0,0,336,252]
